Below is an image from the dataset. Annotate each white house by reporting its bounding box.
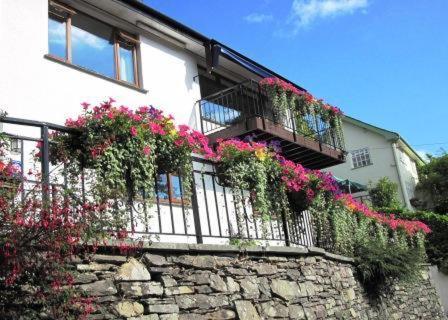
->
[1,0,335,246]
[326,116,425,210]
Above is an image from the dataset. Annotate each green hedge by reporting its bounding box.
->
[396,210,448,274]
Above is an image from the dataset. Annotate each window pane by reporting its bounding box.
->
[71,13,114,78]
[156,174,169,200]
[171,175,182,199]
[119,45,135,83]
[48,17,66,59]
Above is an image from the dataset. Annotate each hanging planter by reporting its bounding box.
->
[214,139,287,218]
[259,77,344,135]
[51,100,214,202]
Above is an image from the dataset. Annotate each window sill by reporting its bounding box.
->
[44,54,148,94]
[351,163,373,170]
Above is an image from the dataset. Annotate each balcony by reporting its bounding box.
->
[198,80,346,169]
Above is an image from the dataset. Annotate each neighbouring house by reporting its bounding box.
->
[325,116,425,210]
[0,0,345,246]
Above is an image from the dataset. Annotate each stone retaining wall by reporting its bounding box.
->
[8,244,448,319]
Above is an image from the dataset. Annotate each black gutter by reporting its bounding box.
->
[117,0,209,43]
[117,0,307,92]
[213,40,307,92]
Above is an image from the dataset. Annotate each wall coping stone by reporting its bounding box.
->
[98,241,357,264]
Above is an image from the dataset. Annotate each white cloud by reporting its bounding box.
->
[49,21,108,50]
[290,0,369,29]
[244,13,274,23]
[71,26,108,50]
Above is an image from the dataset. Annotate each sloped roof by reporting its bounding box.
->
[117,0,306,91]
[343,116,425,165]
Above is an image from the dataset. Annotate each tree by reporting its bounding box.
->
[415,153,448,214]
[369,177,402,210]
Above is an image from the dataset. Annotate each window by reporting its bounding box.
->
[351,148,372,169]
[156,173,185,204]
[48,1,140,86]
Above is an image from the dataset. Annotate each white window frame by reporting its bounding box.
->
[351,147,372,169]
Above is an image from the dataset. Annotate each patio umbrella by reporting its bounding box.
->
[334,177,367,194]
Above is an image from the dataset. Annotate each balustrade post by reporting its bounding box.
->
[190,172,203,244]
[281,209,291,247]
[41,125,50,205]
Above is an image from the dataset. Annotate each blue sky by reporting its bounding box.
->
[145,0,448,157]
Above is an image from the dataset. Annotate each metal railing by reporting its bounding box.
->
[0,116,315,247]
[198,79,345,151]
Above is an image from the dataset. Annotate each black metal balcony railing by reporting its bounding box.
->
[197,80,345,168]
[0,116,314,247]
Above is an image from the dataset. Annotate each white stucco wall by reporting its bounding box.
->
[396,147,419,200]
[0,0,201,128]
[325,120,407,204]
[430,266,448,316]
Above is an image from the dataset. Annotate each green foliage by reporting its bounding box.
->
[216,143,288,220]
[397,210,448,274]
[309,195,426,294]
[415,153,448,214]
[355,240,423,294]
[369,177,402,209]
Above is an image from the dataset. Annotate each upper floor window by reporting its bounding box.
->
[351,147,372,169]
[48,1,140,86]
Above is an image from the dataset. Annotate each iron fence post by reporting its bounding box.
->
[281,210,291,247]
[190,172,203,244]
[41,125,50,204]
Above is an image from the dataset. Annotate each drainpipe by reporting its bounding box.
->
[392,142,412,210]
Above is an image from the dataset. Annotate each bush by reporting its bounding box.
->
[396,210,448,274]
[369,177,402,209]
[355,240,423,294]
[415,153,448,214]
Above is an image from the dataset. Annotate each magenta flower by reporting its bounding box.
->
[130,126,138,137]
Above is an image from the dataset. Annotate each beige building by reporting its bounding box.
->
[326,116,425,210]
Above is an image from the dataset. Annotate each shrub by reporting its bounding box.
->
[396,210,448,274]
[415,153,448,214]
[355,240,423,294]
[369,177,402,209]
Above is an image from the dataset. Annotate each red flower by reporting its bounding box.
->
[130,126,138,137]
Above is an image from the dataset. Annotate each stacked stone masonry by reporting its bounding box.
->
[30,244,448,319]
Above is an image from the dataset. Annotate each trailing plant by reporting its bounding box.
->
[308,191,429,294]
[354,240,423,295]
[393,210,448,274]
[259,77,298,122]
[259,77,343,136]
[214,138,287,220]
[52,99,214,206]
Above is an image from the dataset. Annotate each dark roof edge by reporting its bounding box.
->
[118,0,306,91]
[213,41,307,92]
[118,0,209,43]
[344,115,425,164]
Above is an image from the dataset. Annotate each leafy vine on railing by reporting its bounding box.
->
[0,98,434,315]
[259,77,344,141]
[213,137,430,293]
[51,99,214,206]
